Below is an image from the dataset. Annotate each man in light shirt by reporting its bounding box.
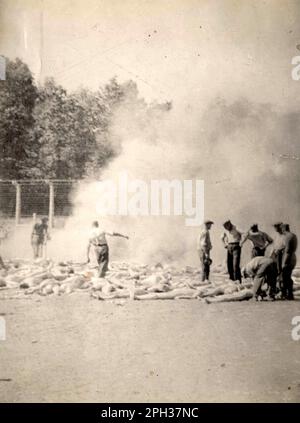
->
[197,220,213,282]
[242,256,277,301]
[240,224,273,258]
[87,221,129,278]
[221,220,242,283]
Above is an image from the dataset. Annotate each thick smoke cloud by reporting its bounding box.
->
[56,93,300,266]
[3,87,299,266]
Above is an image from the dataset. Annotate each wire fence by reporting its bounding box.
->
[0,180,76,222]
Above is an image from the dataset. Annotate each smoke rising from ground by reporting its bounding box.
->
[1,1,300,266]
[48,91,300,267]
[2,91,300,266]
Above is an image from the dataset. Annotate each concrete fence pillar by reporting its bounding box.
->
[12,181,21,226]
[48,181,54,229]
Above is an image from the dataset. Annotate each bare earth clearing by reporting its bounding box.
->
[0,294,300,402]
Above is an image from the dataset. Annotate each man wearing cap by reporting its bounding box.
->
[221,220,242,283]
[281,223,297,300]
[240,224,273,258]
[242,256,277,301]
[197,220,213,282]
[87,220,129,278]
[31,217,50,259]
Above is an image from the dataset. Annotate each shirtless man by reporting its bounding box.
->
[240,224,273,258]
[87,221,129,277]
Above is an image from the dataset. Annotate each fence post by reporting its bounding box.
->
[12,181,21,226]
[48,181,54,229]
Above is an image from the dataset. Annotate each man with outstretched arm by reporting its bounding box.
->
[87,220,129,278]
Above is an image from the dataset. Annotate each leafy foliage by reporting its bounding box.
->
[0,58,171,181]
[0,58,38,178]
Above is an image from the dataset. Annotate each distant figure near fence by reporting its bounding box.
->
[31,217,50,259]
[0,255,5,269]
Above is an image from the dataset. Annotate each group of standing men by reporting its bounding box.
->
[1,216,297,302]
[197,220,298,300]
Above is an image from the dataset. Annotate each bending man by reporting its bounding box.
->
[242,256,277,301]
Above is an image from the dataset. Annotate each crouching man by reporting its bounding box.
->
[87,221,129,278]
[242,256,277,301]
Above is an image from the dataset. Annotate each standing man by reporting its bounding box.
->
[281,223,297,300]
[0,255,6,269]
[270,222,285,277]
[242,256,277,301]
[221,220,242,283]
[31,217,50,259]
[197,220,214,282]
[240,224,273,258]
[0,223,8,269]
[87,221,129,278]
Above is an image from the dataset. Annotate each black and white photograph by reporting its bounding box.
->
[0,0,300,406]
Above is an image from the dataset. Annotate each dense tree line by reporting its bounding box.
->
[0,57,171,181]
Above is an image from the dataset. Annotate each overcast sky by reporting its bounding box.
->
[1,1,300,263]
[1,0,300,108]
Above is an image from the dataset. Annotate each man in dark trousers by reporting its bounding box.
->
[281,223,297,300]
[0,255,6,269]
[221,220,242,283]
[240,224,273,258]
[87,221,129,278]
[31,217,50,259]
[242,256,277,300]
[197,220,214,282]
[0,223,8,269]
[270,222,285,276]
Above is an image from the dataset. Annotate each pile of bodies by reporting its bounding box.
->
[1,259,300,303]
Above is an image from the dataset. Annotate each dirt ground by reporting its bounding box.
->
[0,294,300,403]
